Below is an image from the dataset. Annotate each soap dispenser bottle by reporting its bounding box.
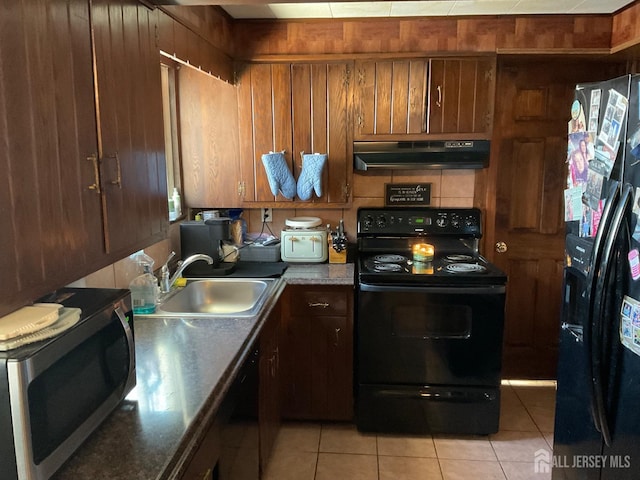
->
[129,252,158,314]
[172,187,182,218]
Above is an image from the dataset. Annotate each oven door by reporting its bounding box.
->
[356,283,506,387]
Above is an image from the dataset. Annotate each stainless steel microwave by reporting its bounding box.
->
[0,288,135,480]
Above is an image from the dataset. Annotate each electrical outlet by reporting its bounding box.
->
[261,208,273,223]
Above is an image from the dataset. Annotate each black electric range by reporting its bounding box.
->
[356,207,506,287]
[355,206,507,435]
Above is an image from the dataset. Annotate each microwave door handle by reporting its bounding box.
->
[114,306,136,392]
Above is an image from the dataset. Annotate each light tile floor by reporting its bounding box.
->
[263,380,556,480]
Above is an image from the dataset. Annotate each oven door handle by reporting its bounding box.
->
[358,283,506,295]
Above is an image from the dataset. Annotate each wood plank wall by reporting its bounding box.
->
[232,15,613,59]
[612,1,640,52]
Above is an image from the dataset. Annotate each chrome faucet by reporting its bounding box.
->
[159,253,214,294]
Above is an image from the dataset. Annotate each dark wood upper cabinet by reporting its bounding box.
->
[0,0,102,317]
[354,56,496,140]
[428,57,496,137]
[178,67,242,209]
[0,0,167,318]
[237,63,292,203]
[354,59,427,137]
[237,62,352,206]
[91,0,167,256]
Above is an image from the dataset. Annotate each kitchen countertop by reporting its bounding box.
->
[52,262,354,479]
[281,262,355,285]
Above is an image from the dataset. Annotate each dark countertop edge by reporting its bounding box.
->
[159,278,287,480]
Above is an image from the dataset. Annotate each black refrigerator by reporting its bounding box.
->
[554,75,640,479]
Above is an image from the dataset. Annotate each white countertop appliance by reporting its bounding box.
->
[280,217,328,263]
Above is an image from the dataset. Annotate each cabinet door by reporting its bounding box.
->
[178,66,242,208]
[291,63,352,204]
[237,63,293,202]
[259,303,282,474]
[310,315,353,421]
[428,57,496,136]
[91,0,167,256]
[237,62,352,205]
[0,0,103,317]
[280,286,353,421]
[354,60,427,137]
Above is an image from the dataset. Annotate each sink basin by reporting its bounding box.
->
[147,278,276,318]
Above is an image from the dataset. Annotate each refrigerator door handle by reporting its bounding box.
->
[584,181,621,437]
[589,182,633,447]
[560,322,583,342]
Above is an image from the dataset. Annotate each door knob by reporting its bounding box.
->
[495,241,508,253]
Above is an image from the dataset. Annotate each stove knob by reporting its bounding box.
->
[376,215,387,228]
[436,216,448,228]
[451,215,460,228]
[363,215,374,229]
[465,216,477,227]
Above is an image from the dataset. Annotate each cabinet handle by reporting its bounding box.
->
[104,152,122,188]
[87,154,101,193]
[308,302,329,308]
[202,468,212,480]
[334,327,341,347]
[436,85,442,108]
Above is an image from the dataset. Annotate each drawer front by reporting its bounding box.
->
[290,287,349,316]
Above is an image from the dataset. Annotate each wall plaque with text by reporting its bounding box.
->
[385,183,431,206]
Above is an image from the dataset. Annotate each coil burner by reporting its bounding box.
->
[444,254,476,263]
[366,254,408,273]
[444,263,487,274]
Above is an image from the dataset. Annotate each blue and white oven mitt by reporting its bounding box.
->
[261,151,296,199]
[297,153,327,200]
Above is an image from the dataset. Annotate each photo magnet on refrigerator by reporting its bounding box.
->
[629,249,640,280]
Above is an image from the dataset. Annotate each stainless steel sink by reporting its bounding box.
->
[143,278,277,318]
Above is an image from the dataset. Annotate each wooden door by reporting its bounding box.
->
[92,0,167,257]
[428,57,495,136]
[354,59,427,138]
[481,59,626,378]
[0,0,102,317]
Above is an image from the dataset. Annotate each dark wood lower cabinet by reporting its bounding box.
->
[259,303,282,475]
[181,347,260,480]
[180,303,283,480]
[280,285,354,422]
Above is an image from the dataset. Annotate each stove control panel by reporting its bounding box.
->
[358,208,482,237]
